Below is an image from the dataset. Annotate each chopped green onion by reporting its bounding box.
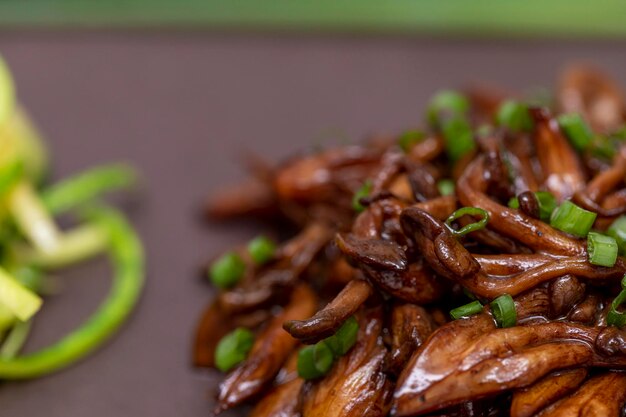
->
[247,235,276,265]
[450,300,483,320]
[535,191,558,222]
[297,316,360,380]
[587,232,618,267]
[323,316,359,356]
[509,192,556,222]
[590,135,616,160]
[501,151,517,185]
[476,124,493,138]
[214,328,255,372]
[0,321,32,359]
[607,287,626,327]
[0,266,41,322]
[490,294,517,328]
[550,201,597,237]
[496,100,533,132]
[608,216,626,255]
[209,252,246,289]
[427,90,475,161]
[297,341,334,380]
[9,181,61,254]
[42,164,137,215]
[558,113,593,152]
[398,130,425,153]
[612,125,626,141]
[445,207,490,236]
[463,287,477,301]
[352,180,372,213]
[437,179,455,197]
[441,117,475,162]
[427,90,469,127]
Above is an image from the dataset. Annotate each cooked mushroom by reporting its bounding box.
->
[197,66,626,417]
[216,284,317,413]
[301,308,394,417]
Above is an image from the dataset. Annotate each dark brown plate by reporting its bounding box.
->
[0,33,624,416]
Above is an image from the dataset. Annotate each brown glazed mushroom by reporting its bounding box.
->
[249,352,303,417]
[196,66,626,416]
[535,372,626,417]
[301,308,394,417]
[216,284,317,413]
[510,369,588,417]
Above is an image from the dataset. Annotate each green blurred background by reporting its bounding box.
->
[0,0,625,38]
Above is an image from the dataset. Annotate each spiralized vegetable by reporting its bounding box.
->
[0,54,144,378]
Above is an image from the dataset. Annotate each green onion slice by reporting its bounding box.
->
[590,135,617,160]
[607,286,626,328]
[496,100,533,133]
[297,342,334,380]
[323,316,359,357]
[214,328,255,372]
[463,287,477,301]
[535,191,558,222]
[352,180,372,213]
[441,116,475,162]
[550,201,597,237]
[612,125,626,141]
[608,215,626,255]
[297,316,360,380]
[427,90,469,127]
[450,300,483,320]
[427,90,475,161]
[247,235,276,265]
[476,124,493,138]
[209,252,246,289]
[437,179,455,197]
[508,197,520,209]
[558,113,593,152]
[398,130,425,153]
[587,232,618,267]
[490,294,517,328]
[508,191,556,222]
[445,207,490,236]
